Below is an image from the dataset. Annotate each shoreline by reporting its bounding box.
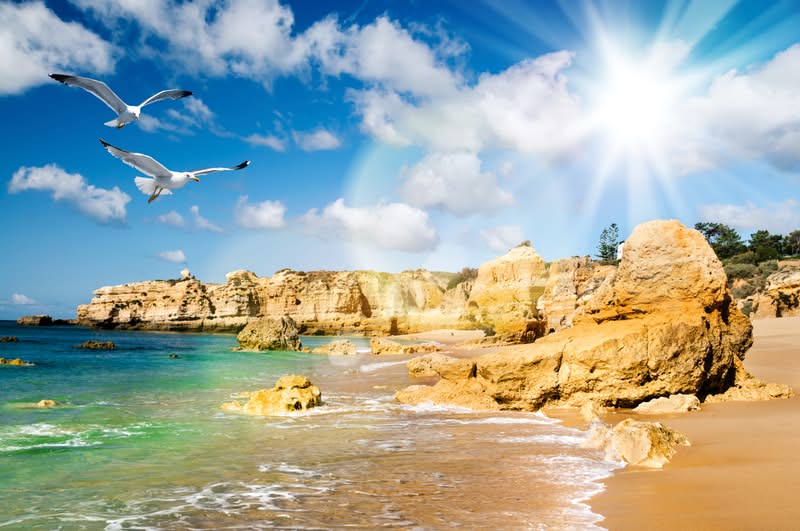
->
[591,315,800,529]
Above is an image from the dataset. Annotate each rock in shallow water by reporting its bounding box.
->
[75,340,116,350]
[222,375,322,415]
[311,339,357,356]
[633,394,701,415]
[370,337,440,355]
[236,315,302,351]
[584,418,691,468]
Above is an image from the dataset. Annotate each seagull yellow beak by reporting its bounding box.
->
[190,176,200,182]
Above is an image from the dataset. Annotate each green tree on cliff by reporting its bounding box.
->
[748,230,783,262]
[694,222,746,259]
[596,223,619,264]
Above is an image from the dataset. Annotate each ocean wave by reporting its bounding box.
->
[0,421,157,453]
[359,360,408,372]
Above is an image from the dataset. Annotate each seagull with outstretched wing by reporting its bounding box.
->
[50,74,192,129]
[99,140,250,203]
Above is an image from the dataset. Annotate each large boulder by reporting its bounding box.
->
[221,375,322,415]
[236,316,302,351]
[585,419,690,468]
[396,220,758,411]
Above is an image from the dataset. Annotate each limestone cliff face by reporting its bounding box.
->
[396,220,759,411]
[467,242,548,334]
[77,267,469,333]
[744,268,800,319]
[536,257,614,334]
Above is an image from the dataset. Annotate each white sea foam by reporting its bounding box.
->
[359,360,408,372]
[498,434,588,446]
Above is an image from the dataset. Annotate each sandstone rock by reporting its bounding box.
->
[0,357,34,366]
[222,375,322,415]
[76,340,116,350]
[35,399,58,408]
[467,242,548,335]
[537,256,615,334]
[0,336,19,342]
[747,268,800,319]
[311,339,357,356]
[76,268,469,334]
[606,419,690,468]
[370,337,440,355]
[633,394,701,414]
[407,353,460,377]
[394,379,501,411]
[237,316,302,351]
[396,220,760,411]
[705,377,793,403]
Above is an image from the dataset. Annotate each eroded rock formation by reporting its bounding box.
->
[76,340,116,350]
[744,268,800,319]
[370,337,441,355]
[311,339,357,356]
[396,220,761,411]
[221,375,322,415]
[236,316,302,351]
[584,419,691,468]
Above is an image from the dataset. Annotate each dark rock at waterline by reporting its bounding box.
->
[0,336,19,342]
[168,354,180,359]
[76,340,116,350]
[17,315,75,326]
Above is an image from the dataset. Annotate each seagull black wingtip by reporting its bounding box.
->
[233,161,250,170]
[49,73,70,83]
[99,139,112,148]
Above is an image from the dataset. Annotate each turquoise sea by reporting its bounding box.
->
[0,321,619,530]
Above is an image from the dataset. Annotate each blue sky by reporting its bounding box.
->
[1,0,800,318]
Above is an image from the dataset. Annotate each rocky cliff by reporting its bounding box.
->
[77,267,470,333]
[396,220,761,410]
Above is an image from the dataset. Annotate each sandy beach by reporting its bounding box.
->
[591,315,800,530]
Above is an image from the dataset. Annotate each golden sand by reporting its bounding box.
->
[591,315,800,530]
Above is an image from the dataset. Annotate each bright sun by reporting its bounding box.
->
[596,59,675,148]
[589,38,690,162]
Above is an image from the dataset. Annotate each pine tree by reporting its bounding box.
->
[596,223,619,263]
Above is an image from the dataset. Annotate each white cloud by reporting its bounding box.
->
[157,249,187,263]
[698,200,800,235]
[0,2,115,95]
[349,51,584,156]
[691,44,800,171]
[480,225,526,254]
[234,196,287,229]
[294,128,341,151]
[8,164,130,223]
[75,0,307,80]
[191,205,224,233]
[244,133,286,151]
[12,293,35,305]
[74,2,462,97]
[400,151,514,216]
[158,211,185,227]
[301,198,438,252]
[310,16,461,97]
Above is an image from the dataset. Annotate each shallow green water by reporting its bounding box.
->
[0,321,617,530]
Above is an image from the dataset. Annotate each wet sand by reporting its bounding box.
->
[591,316,800,530]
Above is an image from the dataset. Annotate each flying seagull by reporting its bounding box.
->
[49,73,192,129]
[100,139,250,203]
